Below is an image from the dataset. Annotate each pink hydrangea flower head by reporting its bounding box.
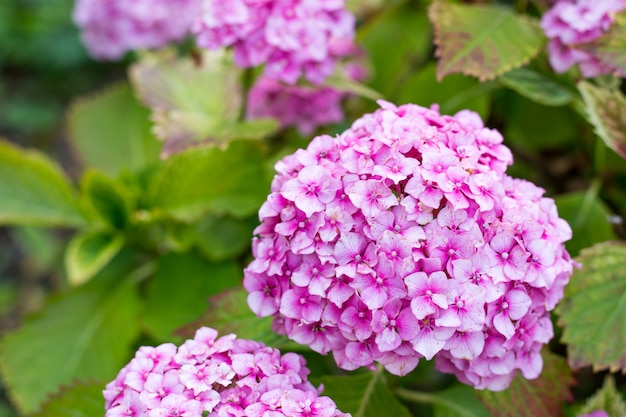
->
[244,100,575,390]
[73,0,199,60]
[540,0,626,77]
[193,0,356,84]
[104,327,350,417]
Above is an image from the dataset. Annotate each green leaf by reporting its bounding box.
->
[65,230,125,286]
[32,381,106,417]
[578,376,626,417]
[143,140,269,221]
[324,71,383,101]
[396,62,492,120]
[429,2,544,81]
[142,252,241,342]
[557,242,626,372]
[577,18,626,75]
[66,82,161,176]
[175,287,286,348]
[499,67,574,106]
[0,140,84,227]
[314,368,413,417]
[0,257,140,415]
[11,226,60,275]
[555,190,617,257]
[81,170,135,230]
[477,351,574,417]
[195,214,256,261]
[578,81,626,160]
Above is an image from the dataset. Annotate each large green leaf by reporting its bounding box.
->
[499,67,574,106]
[142,140,269,221]
[194,214,256,261]
[315,368,413,417]
[175,287,286,348]
[0,140,84,227]
[477,351,574,417]
[555,190,617,257]
[142,251,241,342]
[557,242,626,372]
[577,376,626,417]
[66,82,161,176]
[33,381,106,417]
[397,62,493,120]
[578,81,626,160]
[433,385,492,417]
[0,257,140,415]
[429,2,544,81]
[65,230,125,286]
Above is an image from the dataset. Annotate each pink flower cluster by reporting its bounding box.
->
[73,0,198,60]
[104,327,349,417]
[540,0,626,77]
[193,0,355,84]
[579,412,610,417]
[244,100,575,390]
[246,77,345,135]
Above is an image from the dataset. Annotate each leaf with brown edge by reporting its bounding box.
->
[578,81,626,160]
[429,1,544,82]
[557,242,626,372]
[33,380,105,417]
[477,350,574,417]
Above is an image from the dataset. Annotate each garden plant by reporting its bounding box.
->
[0,0,626,416]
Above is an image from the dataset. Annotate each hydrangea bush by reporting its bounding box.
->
[104,327,348,417]
[244,100,574,390]
[1,0,626,416]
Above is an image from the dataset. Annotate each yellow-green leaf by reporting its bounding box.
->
[65,230,125,286]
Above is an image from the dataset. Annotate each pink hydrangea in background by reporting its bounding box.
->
[243,100,575,390]
[247,77,345,135]
[193,0,355,84]
[73,0,199,60]
[579,411,610,417]
[104,327,349,417]
[540,0,626,77]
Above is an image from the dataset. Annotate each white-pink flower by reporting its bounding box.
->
[244,100,575,390]
[104,327,349,417]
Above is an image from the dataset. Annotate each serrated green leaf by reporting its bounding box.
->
[397,62,492,120]
[578,81,626,160]
[32,381,105,417]
[0,257,140,414]
[477,351,574,417]
[500,67,574,106]
[429,2,544,81]
[142,252,241,342]
[315,368,412,417]
[175,287,287,348]
[557,242,626,372]
[555,190,617,257]
[65,230,125,286]
[195,214,256,261]
[66,82,161,176]
[0,140,85,227]
[81,170,135,230]
[143,140,269,221]
[578,376,626,417]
